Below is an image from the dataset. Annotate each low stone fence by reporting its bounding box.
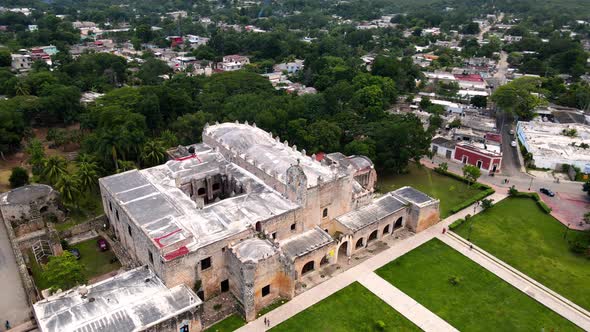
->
[57,215,106,238]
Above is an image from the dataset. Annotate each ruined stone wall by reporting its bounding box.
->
[411,201,441,233]
[291,242,336,280]
[258,209,303,242]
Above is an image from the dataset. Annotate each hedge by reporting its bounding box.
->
[449,218,465,230]
[509,190,552,214]
[432,168,496,214]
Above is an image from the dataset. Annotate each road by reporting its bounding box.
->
[0,219,30,326]
[497,111,522,176]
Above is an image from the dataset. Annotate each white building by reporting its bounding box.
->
[220,54,250,71]
[517,121,590,171]
[11,54,32,72]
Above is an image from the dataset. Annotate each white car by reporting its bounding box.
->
[511,140,517,147]
[509,129,515,135]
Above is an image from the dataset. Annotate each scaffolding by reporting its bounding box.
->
[32,239,53,265]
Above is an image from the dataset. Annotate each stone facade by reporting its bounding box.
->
[99,122,441,325]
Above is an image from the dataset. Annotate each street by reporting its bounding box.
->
[497,111,522,176]
[0,219,31,327]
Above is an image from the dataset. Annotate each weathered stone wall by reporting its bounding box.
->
[291,242,336,280]
[411,201,441,233]
[143,305,202,332]
[56,215,106,238]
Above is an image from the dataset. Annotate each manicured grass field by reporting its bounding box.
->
[376,239,580,331]
[71,238,121,279]
[454,197,590,311]
[204,314,245,332]
[272,282,420,332]
[378,163,484,217]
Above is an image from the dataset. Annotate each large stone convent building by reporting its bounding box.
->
[99,122,440,322]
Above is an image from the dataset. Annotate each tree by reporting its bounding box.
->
[55,172,80,206]
[462,164,481,185]
[141,139,166,167]
[170,112,210,145]
[9,167,29,188]
[583,181,590,196]
[42,251,86,291]
[42,156,67,185]
[491,77,546,120]
[26,139,46,175]
[76,160,100,192]
[117,160,137,173]
[470,95,487,108]
[159,130,178,148]
[481,198,494,210]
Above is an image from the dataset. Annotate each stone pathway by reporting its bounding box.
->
[440,232,590,330]
[358,272,458,332]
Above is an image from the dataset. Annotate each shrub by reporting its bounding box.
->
[375,320,386,331]
[508,188,552,214]
[448,275,462,286]
[9,167,29,188]
[213,304,222,311]
[569,241,588,255]
[481,198,494,210]
[449,188,495,214]
[435,162,448,173]
[449,218,465,230]
[508,185,518,196]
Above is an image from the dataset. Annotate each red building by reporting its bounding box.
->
[453,142,502,173]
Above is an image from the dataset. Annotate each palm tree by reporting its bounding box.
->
[55,172,80,206]
[42,156,67,185]
[76,160,100,192]
[159,130,178,148]
[141,139,166,167]
[14,80,30,96]
[96,130,125,171]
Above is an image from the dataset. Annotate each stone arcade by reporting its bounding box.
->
[98,122,440,324]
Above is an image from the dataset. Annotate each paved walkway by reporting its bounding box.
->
[358,272,458,332]
[439,233,590,330]
[237,194,507,331]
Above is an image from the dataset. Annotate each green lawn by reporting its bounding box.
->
[71,238,121,279]
[204,314,246,332]
[378,163,483,217]
[272,282,420,332]
[454,197,590,311]
[376,239,580,331]
[258,298,289,317]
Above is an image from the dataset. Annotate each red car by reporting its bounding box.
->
[97,238,109,251]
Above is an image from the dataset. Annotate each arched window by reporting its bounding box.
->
[383,225,390,235]
[355,238,364,249]
[255,222,261,232]
[197,188,206,196]
[394,217,403,229]
[322,208,328,218]
[302,261,315,275]
[368,230,378,243]
[212,183,220,191]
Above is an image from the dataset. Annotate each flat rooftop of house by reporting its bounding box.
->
[432,136,457,149]
[204,122,345,187]
[336,193,405,231]
[457,141,502,156]
[33,267,201,332]
[392,186,437,205]
[100,143,299,259]
[280,227,333,260]
[460,114,497,132]
[518,121,590,161]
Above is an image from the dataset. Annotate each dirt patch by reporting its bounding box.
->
[201,292,240,327]
[544,192,590,230]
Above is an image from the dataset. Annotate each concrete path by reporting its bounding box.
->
[0,220,31,326]
[358,272,458,332]
[439,233,590,330]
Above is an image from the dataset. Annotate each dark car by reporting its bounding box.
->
[97,238,108,251]
[69,248,81,260]
[540,188,555,197]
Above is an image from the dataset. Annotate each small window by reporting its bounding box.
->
[148,251,154,264]
[290,223,296,231]
[212,183,221,191]
[322,208,328,218]
[221,279,229,292]
[197,188,206,196]
[222,247,226,253]
[109,201,113,211]
[272,232,277,239]
[116,210,119,221]
[127,225,132,237]
[262,284,270,297]
[201,257,211,270]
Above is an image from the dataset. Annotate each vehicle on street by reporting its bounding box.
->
[69,248,81,260]
[97,238,108,251]
[540,188,555,197]
[511,140,517,147]
[509,129,515,135]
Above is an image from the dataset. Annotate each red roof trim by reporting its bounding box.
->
[163,246,189,260]
[153,229,182,248]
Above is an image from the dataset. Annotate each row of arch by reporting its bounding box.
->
[298,216,404,277]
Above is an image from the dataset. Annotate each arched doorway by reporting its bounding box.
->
[255,222,261,232]
[355,238,364,249]
[338,241,349,261]
[301,261,315,275]
[394,217,403,230]
[383,225,390,235]
[320,256,329,266]
[367,230,378,243]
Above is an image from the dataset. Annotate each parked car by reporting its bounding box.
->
[69,248,81,260]
[509,129,515,135]
[97,238,108,251]
[540,188,555,197]
[511,140,517,147]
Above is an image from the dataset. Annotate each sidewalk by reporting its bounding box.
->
[440,233,590,330]
[358,272,458,332]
